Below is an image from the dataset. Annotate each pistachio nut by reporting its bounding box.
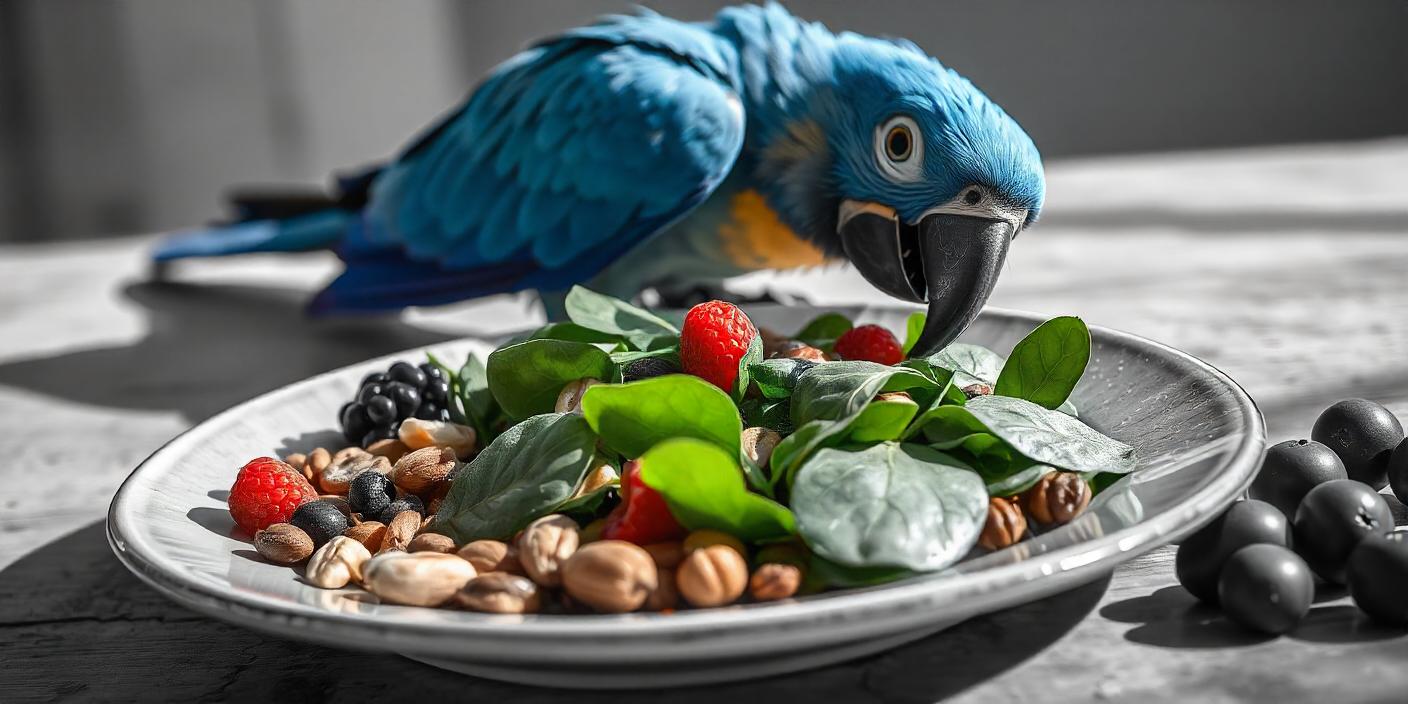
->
[362,551,477,607]
[305,535,372,589]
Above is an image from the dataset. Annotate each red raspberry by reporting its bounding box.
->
[228,457,317,535]
[679,300,757,392]
[834,324,904,365]
[602,460,685,545]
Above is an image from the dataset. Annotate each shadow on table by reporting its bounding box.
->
[0,280,454,422]
[1101,585,1408,648]
[0,520,1110,703]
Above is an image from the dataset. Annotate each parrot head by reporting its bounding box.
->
[785,36,1045,356]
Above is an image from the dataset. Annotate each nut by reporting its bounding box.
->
[457,539,524,574]
[553,378,601,414]
[391,446,457,496]
[570,462,618,500]
[979,496,1028,550]
[319,454,391,495]
[643,542,685,570]
[962,383,994,399]
[876,391,913,403]
[380,510,421,553]
[330,446,370,466]
[305,536,372,589]
[741,427,783,470]
[253,523,314,564]
[306,447,333,475]
[283,453,307,471]
[683,530,747,559]
[362,551,476,607]
[398,418,476,456]
[409,532,457,554]
[1021,472,1091,526]
[517,514,580,587]
[677,544,748,608]
[749,563,802,601]
[776,343,826,362]
[456,573,542,614]
[560,540,658,613]
[646,567,680,611]
[343,521,387,552]
[366,438,410,463]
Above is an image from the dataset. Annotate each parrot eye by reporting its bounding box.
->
[875,115,924,182]
[963,187,983,205]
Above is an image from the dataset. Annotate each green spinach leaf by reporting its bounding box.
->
[486,339,618,421]
[564,286,678,350]
[963,395,1137,474]
[901,311,926,355]
[790,361,936,427]
[638,438,795,542]
[580,375,742,459]
[791,443,988,571]
[922,343,1006,388]
[794,312,853,346]
[529,322,626,345]
[848,394,919,442]
[994,316,1090,409]
[985,463,1055,497]
[749,358,816,399]
[433,413,598,542]
[731,333,764,402]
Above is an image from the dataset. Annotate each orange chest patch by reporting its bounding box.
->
[718,190,831,271]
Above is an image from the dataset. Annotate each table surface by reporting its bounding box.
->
[3,139,1408,703]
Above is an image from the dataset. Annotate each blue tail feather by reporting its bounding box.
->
[152,210,351,261]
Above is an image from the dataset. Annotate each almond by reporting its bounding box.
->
[391,446,456,496]
[379,510,421,553]
[343,521,387,552]
[253,523,314,565]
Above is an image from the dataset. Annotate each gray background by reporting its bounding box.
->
[1,0,1405,243]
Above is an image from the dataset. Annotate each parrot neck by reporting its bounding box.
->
[713,4,845,257]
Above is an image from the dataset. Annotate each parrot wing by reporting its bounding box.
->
[313,23,745,314]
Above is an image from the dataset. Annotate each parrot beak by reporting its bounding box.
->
[837,201,1014,357]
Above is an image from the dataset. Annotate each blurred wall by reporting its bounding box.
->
[1,0,1405,242]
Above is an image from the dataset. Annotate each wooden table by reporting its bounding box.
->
[3,139,1408,702]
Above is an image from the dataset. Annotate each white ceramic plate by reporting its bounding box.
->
[108,305,1264,688]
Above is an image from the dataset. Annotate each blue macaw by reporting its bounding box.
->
[154,3,1043,355]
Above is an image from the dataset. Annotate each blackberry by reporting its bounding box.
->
[423,377,450,405]
[289,501,350,548]
[365,395,397,426]
[349,472,396,518]
[388,361,428,389]
[361,426,398,448]
[340,402,372,446]
[340,359,440,447]
[623,356,680,382]
[386,382,421,417]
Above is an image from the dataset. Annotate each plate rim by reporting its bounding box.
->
[106,305,1265,647]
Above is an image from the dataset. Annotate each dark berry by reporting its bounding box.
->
[415,402,442,420]
[1293,479,1393,584]
[623,356,680,382]
[379,494,426,522]
[386,382,421,417]
[1249,439,1348,517]
[1385,437,1408,505]
[423,378,450,404]
[359,372,389,389]
[357,383,387,405]
[1217,544,1313,635]
[1311,398,1403,489]
[389,361,428,389]
[339,403,372,445]
[365,395,397,425]
[289,500,349,548]
[1175,499,1289,605]
[1347,530,1408,626]
[419,363,445,381]
[348,471,396,518]
[361,426,398,448]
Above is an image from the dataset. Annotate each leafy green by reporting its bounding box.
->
[433,413,599,542]
[794,312,853,347]
[994,317,1090,409]
[848,394,919,442]
[901,311,926,355]
[529,322,625,345]
[985,464,1055,497]
[809,554,915,588]
[790,361,936,427]
[610,346,680,368]
[486,339,618,421]
[922,343,1006,388]
[731,333,764,402]
[580,375,742,459]
[962,395,1136,474]
[638,438,795,542]
[564,285,678,350]
[739,398,793,435]
[749,358,816,399]
[790,443,988,571]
